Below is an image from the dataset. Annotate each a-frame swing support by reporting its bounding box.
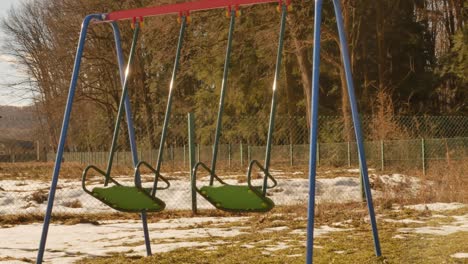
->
[36,0,381,263]
[306,0,382,263]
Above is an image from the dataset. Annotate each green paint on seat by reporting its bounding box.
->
[199,185,274,212]
[91,185,165,212]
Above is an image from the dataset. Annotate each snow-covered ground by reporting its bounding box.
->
[0,170,422,215]
[0,216,348,264]
[1,169,463,263]
[0,202,466,263]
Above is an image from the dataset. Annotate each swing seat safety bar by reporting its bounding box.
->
[246,159,278,195]
[192,161,228,190]
[191,160,277,196]
[191,161,275,212]
[135,160,171,196]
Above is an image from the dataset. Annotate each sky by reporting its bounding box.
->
[0,0,31,107]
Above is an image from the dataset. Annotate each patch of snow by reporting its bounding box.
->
[241,244,255,249]
[371,174,423,194]
[398,214,468,236]
[451,253,468,259]
[291,225,351,237]
[0,170,427,215]
[0,176,382,215]
[334,250,345,254]
[264,242,289,252]
[261,226,289,233]
[405,203,466,212]
[332,220,353,227]
[0,217,247,264]
[392,235,406,239]
[383,219,425,224]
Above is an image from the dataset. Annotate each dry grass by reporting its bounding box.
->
[28,190,48,204]
[63,199,83,208]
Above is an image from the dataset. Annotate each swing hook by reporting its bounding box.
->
[177,11,191,25]
[130,16,144,29]
[277,0,293,13]
[226,5,241,18]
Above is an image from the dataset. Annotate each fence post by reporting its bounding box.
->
[197,144,200,162]
[187,113,197,214]
[316,142,320,166]
[380,140,384,171]
[171,145,174,166]
[247,145,251,162]
[290,143,294,166]
[347,141,351,167]
[149,148,153,165]
[421,138,426,176]
[183,144,186,167]
[228,143,231,168]
[36,140,40,162]
[240,142,243,167]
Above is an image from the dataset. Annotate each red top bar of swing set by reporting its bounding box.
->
[104,0,287,22]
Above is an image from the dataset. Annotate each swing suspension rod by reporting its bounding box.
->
[152,16,188,196]
[103,21,141,186]
[103,0,291,22]
[262,3,287,176]
[209,9,236,185]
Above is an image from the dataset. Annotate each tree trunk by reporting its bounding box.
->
[340,0,353,141]
[375,0,386,91]
[289,29,312,129]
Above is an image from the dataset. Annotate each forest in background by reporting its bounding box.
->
[0,0,466,151]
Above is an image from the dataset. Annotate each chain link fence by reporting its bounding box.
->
[1,115,468,162]
[0,115,467,215]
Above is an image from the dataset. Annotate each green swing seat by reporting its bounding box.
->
[82,163,169,213]
[192,161,277,213]
[199,185,274,212]
[91,185,165,213]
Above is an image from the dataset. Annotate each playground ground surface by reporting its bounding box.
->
[0,162,467,263]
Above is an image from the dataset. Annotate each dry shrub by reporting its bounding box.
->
[29,190,48,204]
[420,159,468,203]
[63,199,83,208]
[369,89,409,140]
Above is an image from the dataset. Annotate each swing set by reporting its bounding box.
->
[36,0,381,263]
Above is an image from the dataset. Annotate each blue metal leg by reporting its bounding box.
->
[306,1,323,263]
[331,0,382,257]
[110,22,152,256]
[36,14,103,264]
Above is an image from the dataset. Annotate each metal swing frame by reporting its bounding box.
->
[36,0,382,263]
[305,0,382,262]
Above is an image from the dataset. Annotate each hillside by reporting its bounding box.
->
[0,105,38,141]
